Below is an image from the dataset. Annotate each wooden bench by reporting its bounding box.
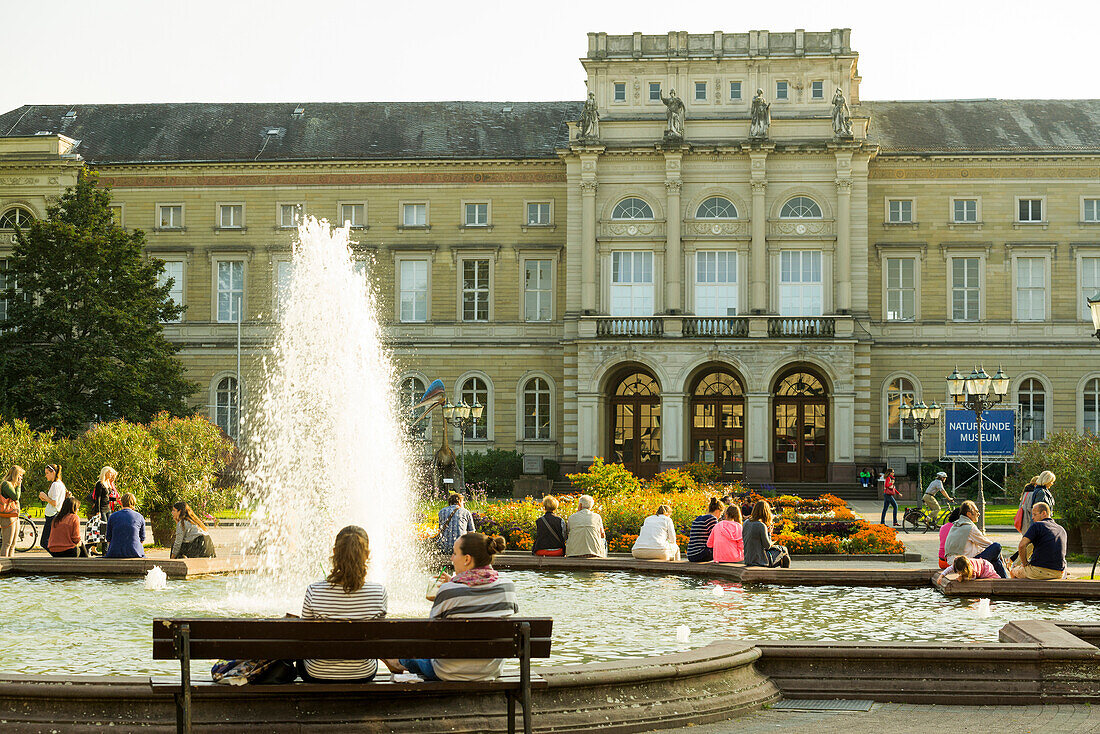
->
[151,617,553,734]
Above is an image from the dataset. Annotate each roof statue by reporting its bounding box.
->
[579,92,600,140]
[749,89,770,140]
[832,87,853,139]
[661,90,685,141]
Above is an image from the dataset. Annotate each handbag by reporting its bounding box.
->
[1013,508,1025,532]
[0,495,17,519]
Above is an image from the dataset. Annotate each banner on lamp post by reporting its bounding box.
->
[943,409,1017,458]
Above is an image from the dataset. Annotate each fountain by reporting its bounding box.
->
[233,217,422,613]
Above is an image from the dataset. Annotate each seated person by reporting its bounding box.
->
[47,496,88,558]
[686,498,723,562]
[940,554,1000,582]
[938,507,963,570]
[531,495,567,557]
[565,495,606,558]
[170,501,216,558]
[105,493,146,559]
[707,504,744,563]
[742,500,790,569]
[1010,502,1067,580]
[631,505,680,561]
[944,500,1007,578]
[299,526,387,682]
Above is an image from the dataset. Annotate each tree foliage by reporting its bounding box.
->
[0,169,195,435]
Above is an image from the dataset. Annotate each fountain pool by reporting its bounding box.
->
[2,569,1096,677]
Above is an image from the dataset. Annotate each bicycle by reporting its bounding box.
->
[14,513,38,552]
[901,501,956,534]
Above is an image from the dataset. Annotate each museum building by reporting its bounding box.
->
[2,28,1100,485]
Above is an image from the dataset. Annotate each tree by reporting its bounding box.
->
[0,169,195,435]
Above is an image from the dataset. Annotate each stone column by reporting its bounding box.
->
[744,391,772,482]
[750,180,767,313]
[660,391,686,466]
[665,180,682,313]
[577,391,600,462]
[835,151,853,313]
[581,181,598,313]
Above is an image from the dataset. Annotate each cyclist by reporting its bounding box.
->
[922,471,954,520]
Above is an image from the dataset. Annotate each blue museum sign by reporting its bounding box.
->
[943,409,1016,457]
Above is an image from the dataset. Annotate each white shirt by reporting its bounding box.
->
[924,479,946,498]
[633,514,677,550]
[45,480,67,518]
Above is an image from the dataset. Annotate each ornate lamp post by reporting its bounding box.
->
[898,398,942,493]
[441,399,484,482]
[946,365,1010,531]
[1088,290,1100,343]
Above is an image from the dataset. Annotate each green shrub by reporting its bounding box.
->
[0,419,54,502]
[650,467,697,493]
[460,449,523,497]
[53,420,159,516]
[1013,430,1100,527]
[567,457,642,497]
[542,459,562,482]
[681,461,720,484]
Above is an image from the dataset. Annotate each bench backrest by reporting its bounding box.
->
[152,617,553,661]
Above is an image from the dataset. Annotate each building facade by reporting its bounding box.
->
[2,29,1099,484]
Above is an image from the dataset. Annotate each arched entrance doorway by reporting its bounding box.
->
[773,368,828,482]
[689,369,745,479]
[609,370,661,478]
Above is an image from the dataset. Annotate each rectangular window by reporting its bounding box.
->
[218,204,241,229]
[524,381,551,440]
[885,258,915,321]
[694,251,738,317]
[109,206,123,226]
[158,205,182,229]
[729,81,742,100]
[649,82,661,101]
[811,80,824,99]
[279,203,302,228]
[695,81,707,101]
[951,257,980,321]
[157,260,184,323]
[775,81,788,100]
[462,259,490,321]
[614,82,626,102]
[399,259,429,322]
[953,199,978,223]
[1082,256,1100,319]
[778,251,823,316]
[1084,199,1100,222]
[610,251,654,317]
[887,199,913,223]
[402,203,427,227]
[1018,198,1043,222]
[340,203,364,228]
[464,202,488,226]
[216,260,244,323]
[524,259,553,322]
[275,260,294,312]
[526,202,551,225]
[1016,257,1046,321]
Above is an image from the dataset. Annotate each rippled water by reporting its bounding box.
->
[2,571,1096,676]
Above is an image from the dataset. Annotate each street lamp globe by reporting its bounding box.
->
[966,367,991,396]
[456,401,471,420]
[471,401,484,420]
[946,367,965,397]
[898,401,913,420]
[991,367,1010,396]
[912,401,929,420]
[442,401,456,420]
[928,401,942,421]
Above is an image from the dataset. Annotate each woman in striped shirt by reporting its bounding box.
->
[298,525,388,682]
[686,498,723,562]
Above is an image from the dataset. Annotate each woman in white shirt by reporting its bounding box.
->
[631,504,681,561]
[37,464,67,551]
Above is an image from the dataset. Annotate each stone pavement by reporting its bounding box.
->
[650,703,1100,733]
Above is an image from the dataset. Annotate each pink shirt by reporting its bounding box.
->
[706,520,744,563]
[939,521,953,561]
[968,558,1000,579]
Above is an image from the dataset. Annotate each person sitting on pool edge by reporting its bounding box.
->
[104,493,146,558]
[1010,502,1067,580]
[631,505,681,561]
[943,500,1007,578]
[742,500,790,569]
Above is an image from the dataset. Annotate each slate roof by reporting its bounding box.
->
[0,102,584,163]
[2,99,1100,162]
[861,99,1100,153]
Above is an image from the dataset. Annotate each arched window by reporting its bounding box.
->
[775,371,826,397]
[459,376,489,439]
[522,377,551,440]
[695,197,738,219]
[693,371,744,397]
[399,376,429,439]
[779,196,822,219]
[615,372,659,396]
[215,376,239,440]
[1019,378,1046,442]
[0,207,34,229]
[886,377,916,441]
[1084,378,1100,435]
[611,198,654,220]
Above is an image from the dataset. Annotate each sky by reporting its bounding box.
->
[2,0,1098,114]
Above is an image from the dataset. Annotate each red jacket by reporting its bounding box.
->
[48,513,82,553]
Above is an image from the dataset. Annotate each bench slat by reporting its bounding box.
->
[153,638,552,660]
[152,617,552,642]
[149,676,549,694]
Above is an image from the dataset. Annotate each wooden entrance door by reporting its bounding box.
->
[773,370,828,482]
[609,371,661,478]
[690,370,745,479]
